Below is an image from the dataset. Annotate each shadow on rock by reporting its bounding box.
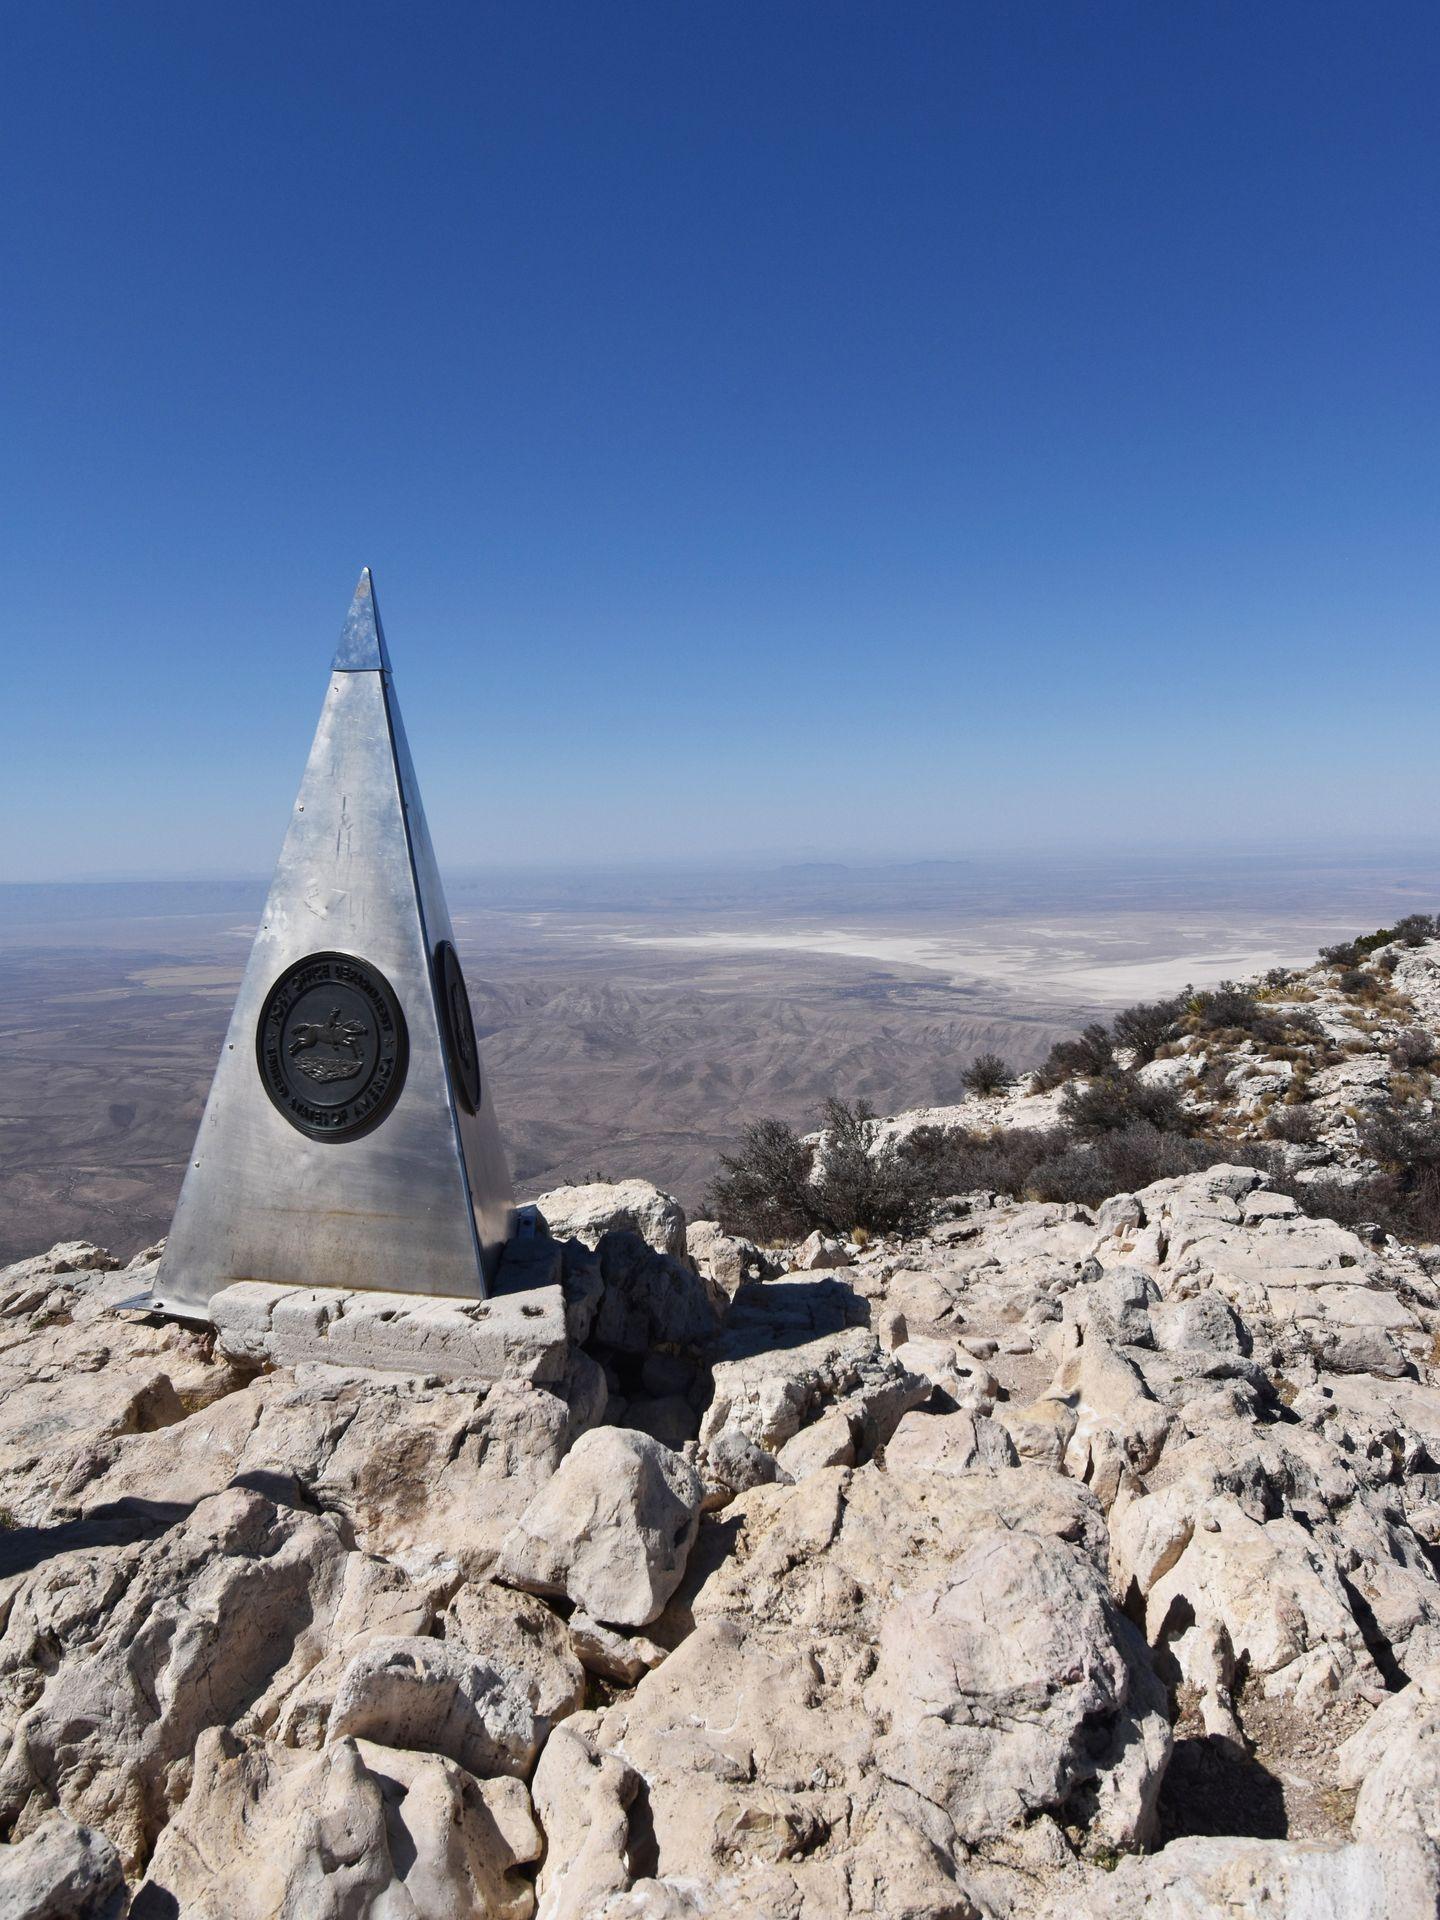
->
[1158,1734,1288,1842]
[0,1499,194,1578]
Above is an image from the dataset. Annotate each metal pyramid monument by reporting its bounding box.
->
[150,570,514,1321]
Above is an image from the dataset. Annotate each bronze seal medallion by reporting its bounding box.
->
[434,939,482,1113]
[256,951,408,1140]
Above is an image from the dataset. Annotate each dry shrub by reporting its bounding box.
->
[962,1052,1012,1095]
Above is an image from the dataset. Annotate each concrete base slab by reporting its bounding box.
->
[210,1278,567,1384]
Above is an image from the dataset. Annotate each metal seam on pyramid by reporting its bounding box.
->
[374,639,489,1285]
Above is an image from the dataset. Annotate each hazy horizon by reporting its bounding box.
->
[7,840,1440,1266]
[11,836,1440,891]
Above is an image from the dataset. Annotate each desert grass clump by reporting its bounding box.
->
[1184,984,1327,1055]
[1258,967,1297,996]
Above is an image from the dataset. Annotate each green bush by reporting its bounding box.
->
[713,917,1440,1249]
[1392,1029,1436,1071]
[1322,918,1434,969]
[962,1052,1012,1095]
[709,1115,818,1242]
[1025,1123,1232,1206]
[1394,914,1437,947]
[1267,1103,1321,1146]
[1188,981,1264,1033]
[1034,1023,1114,1090]
[1112,997,1184,1065]
[1060,1072,1192,1137]
[1320,940,1361,969]
[713,1086,1440,1247]
[711,1098,939,1241]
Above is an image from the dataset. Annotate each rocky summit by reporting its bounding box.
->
[5,937,1440,1916]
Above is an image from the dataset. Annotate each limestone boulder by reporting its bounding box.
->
[0,1366,185,1523]
[1040,1833,1440,1920]
[592,1232,726,1354]
[685,1220,776,1296]
[1338,1667,1440,1841]
[498,1427,704,1627]
[61,1369,574,1585]
[1114,1487,1378,1723]
[1150,1286,1250,1356]
[773,1406,856,1478]
[995,1396,1077,1468]
[882,1408,1019,1476]
[793,1229,853,1270]
[699,1276,928,1464]
[868,1526,1169,1848]
[891,1334,999,1413]
[535,1179,688,1260]
[694,1428,782,1510]
[1038,1325,1173,1507]
[567,1614,668,1686]
[314,1636,545,1778]
[1312,1372,1440,1477]
[531,1720,638,1920]
[534,1462,1162,1914]
[1108,1416,1440,1729]
[688,1463,1105,1637]
[0,1488,426,1869]
[308,1378,575,1581]
[1073,1265,1159,1348]
[0,1300,244,1523]
[135,1729,540,1920]
[553,1624,980,1919]
[0,1812,124,1920]
[269,1578,584,1780]
[0,1243,121,1298]
[443,1581,586,1733]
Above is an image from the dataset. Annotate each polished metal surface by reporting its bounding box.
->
[151,571,514,1321]
[332,566,392,671]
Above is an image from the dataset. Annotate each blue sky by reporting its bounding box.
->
[3,2,1437,879]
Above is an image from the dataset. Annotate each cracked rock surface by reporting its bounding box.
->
[4,1070,1440,1915]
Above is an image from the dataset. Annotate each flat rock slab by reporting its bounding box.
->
[209,1279,567,1384]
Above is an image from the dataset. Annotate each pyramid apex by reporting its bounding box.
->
[332,568,391,672]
